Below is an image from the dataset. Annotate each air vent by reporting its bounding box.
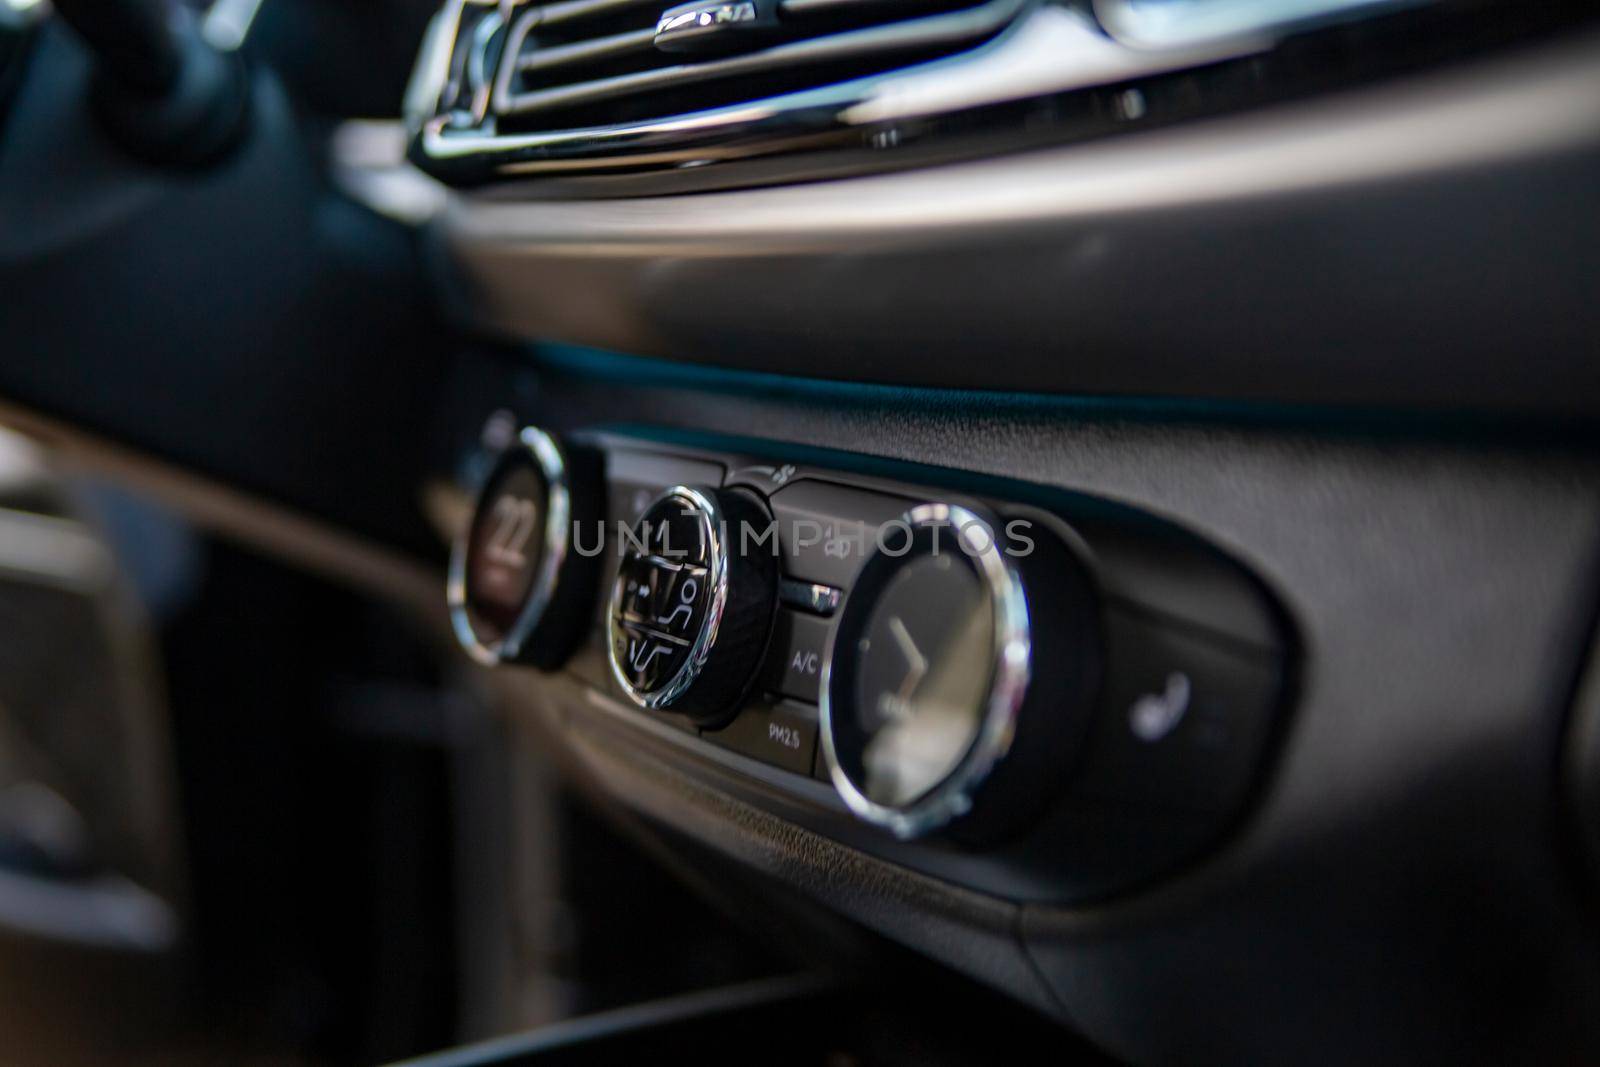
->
[482,0,1020,131]
[409,0,1575,189]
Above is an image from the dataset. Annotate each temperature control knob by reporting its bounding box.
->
[608,485,778,727]
[821,503,1100,840]
[449,426,603,669]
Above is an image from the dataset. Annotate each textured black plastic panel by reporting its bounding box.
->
[456,350,1600,1063]
[434,30,1600,418]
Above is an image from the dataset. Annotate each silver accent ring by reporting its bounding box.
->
[606,484,732,710]
[448,425,572,666]
[819,501,1033,840]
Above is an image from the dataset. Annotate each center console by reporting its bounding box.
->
[450,425,1292,903]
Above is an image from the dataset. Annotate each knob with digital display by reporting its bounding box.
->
[820,503,1100,840]
[449,426,603,669]
[607,485,778,727]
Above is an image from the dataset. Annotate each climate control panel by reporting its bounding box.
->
[450,426,1293,901]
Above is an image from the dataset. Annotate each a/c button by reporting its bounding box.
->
[759,609,832,704]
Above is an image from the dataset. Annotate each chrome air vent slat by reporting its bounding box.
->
[493,0,1023,120]
[407,1,1264,182]
[406,0,1526,187]
[514,28,657,77]
[408,0,1033,171]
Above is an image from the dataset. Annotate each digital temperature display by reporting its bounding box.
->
[465,462,547,638]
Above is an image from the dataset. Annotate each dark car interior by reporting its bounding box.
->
[2,0,1599,1062]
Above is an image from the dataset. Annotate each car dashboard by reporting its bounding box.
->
[2,0,1599,1063]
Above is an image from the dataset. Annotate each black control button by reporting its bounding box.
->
[608,494,712,694]
[777,578,842,617]
[768,480,917,590]
[704,702,818,776]
[607,485,779,726]
[1071,608,1283,813]
[760,609,831,704]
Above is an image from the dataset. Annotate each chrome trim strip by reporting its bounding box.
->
[466,8,506,122]
[492,0,1024,118]
[444,32,1600,239]
[404,0,469,128]
[421,6,1250,176]
[819,503,1032,840]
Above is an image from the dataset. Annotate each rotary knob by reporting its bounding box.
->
[607,485,778,727]
[448,426,603,669]
[820,503,1100,841]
